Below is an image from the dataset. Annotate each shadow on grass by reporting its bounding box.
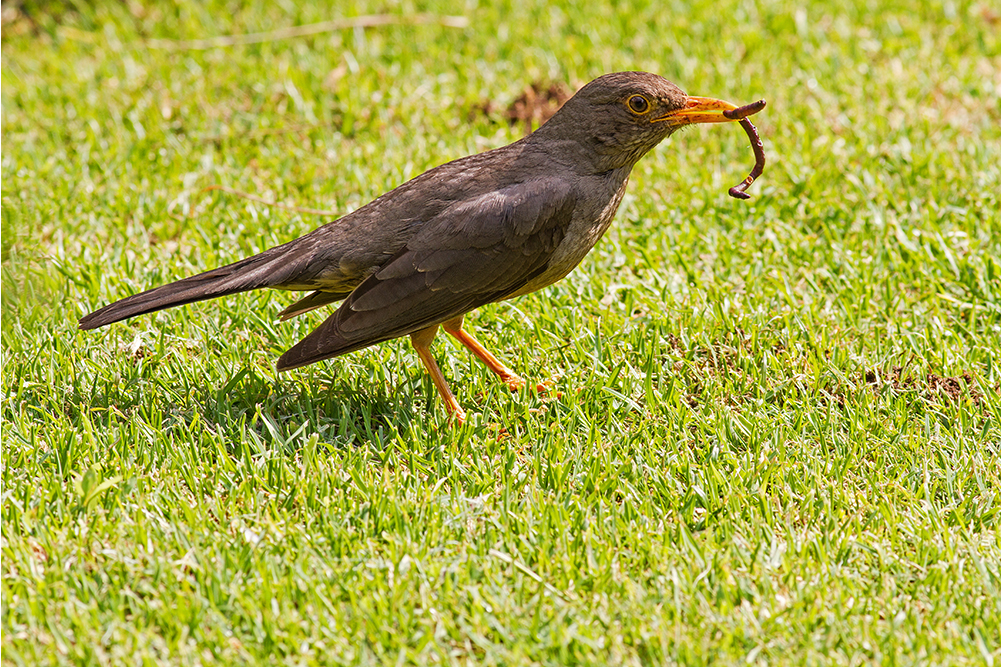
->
[59,364,432,453]
[212,369,431,451]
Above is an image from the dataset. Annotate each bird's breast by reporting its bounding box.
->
[510,170,631,297]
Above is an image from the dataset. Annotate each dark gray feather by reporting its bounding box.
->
[276,178,576,370]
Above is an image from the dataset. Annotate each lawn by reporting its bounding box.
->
[2,0,999,665]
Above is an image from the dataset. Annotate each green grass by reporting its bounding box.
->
[2,0,999,664]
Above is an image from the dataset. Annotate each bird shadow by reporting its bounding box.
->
[198,366,441,454]
[68,364,454,457]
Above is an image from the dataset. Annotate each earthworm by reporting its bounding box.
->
[723,100,766,120]
[723,100,766,200]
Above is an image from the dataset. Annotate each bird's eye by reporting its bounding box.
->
[627,95,650,114]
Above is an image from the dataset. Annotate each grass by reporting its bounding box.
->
[2,0,999,664]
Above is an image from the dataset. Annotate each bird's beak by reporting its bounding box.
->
[655,96,761,127]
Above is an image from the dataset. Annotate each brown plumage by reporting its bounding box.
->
[80,72,766,422]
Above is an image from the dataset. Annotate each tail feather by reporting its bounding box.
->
[79,246,303,330]
[277,289,349,322]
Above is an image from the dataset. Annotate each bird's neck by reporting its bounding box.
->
[524,126,650,175]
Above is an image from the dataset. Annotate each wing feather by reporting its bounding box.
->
[276,178,576,371]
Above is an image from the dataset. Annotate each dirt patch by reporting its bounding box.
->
[664,332,987,412]
[865,367,983,406]
[660,330,757,409]
[472,80,576,136]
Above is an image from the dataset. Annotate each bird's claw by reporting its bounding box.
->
[501,375,561,398]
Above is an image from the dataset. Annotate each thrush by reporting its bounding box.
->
[80,71,766,423]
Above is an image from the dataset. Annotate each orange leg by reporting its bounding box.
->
[410,324,466,424]
[442,315,526,392]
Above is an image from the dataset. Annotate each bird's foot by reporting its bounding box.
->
[501,374,561,397]
[447,405,467,425]
[531,378,563,399]
[500,373,526,392]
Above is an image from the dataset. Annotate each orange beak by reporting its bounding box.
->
[655,96,763,127]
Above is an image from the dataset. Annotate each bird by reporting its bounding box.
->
[80,71,764,424]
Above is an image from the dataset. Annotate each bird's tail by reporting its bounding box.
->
[79,243,306,330]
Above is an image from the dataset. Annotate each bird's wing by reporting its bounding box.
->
[276,178,576,370]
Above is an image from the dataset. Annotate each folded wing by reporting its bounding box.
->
[277,178,576,370]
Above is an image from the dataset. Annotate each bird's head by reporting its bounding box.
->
[534,71,757,171]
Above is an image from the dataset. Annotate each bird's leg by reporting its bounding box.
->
[442,316,526,392]
[410,324,466,424]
